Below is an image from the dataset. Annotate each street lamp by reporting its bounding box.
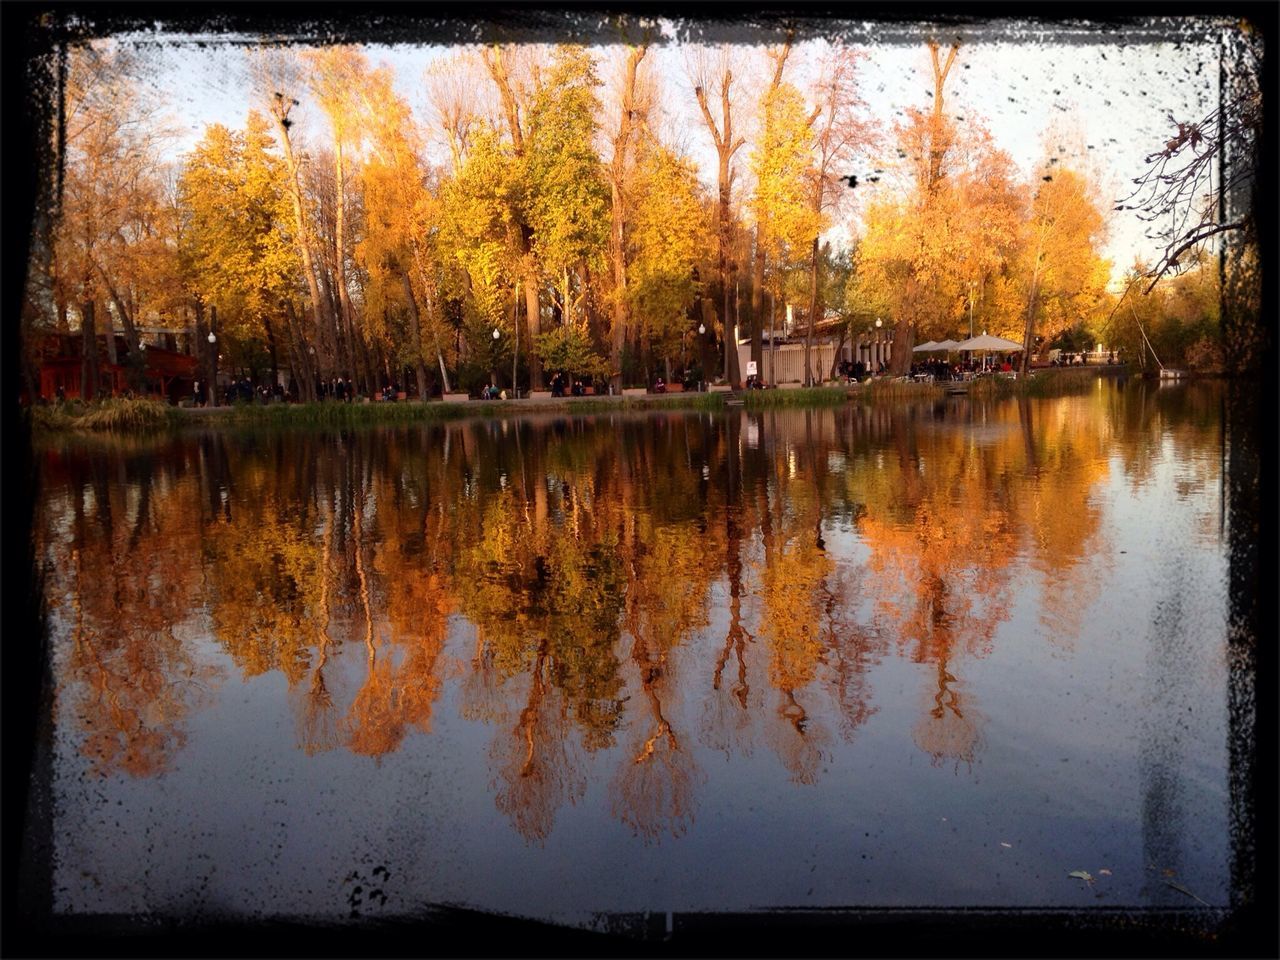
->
[492,327,500,340]
[698,323,706,335]
[206,329,218,407]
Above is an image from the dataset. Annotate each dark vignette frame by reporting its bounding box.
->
[2,2,1273,957]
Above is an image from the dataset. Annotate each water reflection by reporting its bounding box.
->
[36,381,1225,843]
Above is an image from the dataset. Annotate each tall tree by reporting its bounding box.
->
[178,114,303,394]
[625,145,712,380]
[1016,167,1111,375]
[307,47,373,392]
[690,46,748,386]
[602,43,652,391]
[750,80,821,376]
[800,45,875,385]
[255,52,337,382]
[524,46,610,336]
[480,44,547,388]
[888,40,959,376]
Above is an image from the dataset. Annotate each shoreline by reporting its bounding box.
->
[28,366,1152,435]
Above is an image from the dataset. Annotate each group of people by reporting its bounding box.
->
[479,383,507,400]
[549,371,591,397]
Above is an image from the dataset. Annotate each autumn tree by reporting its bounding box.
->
[690,45,749,387]
[54,42,173,396]
[178,114,303,395]
[352,62,451,395]
[866,40,960,376]
[799,44,875,385]
[1016,167,1111,376]
[599,43,656,390]
[524,46,610,341]
[479,44,546,388]
[624,145,712,380]
[749,62,822,380]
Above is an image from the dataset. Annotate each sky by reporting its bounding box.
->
[107,17,1230,288]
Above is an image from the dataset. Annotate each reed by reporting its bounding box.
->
[30,397,179,433]
[742,386,850,409]
[856,379,947,403]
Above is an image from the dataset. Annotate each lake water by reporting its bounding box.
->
[31,379,1235,928]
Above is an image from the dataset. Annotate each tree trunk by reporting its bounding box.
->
[885,317,916,373]
[400,271,430,399]
[209,305,220,404]
[95,266,144,391]
[606,47,646,394]
[828,326,848,380]
[609,173,628,393]
[523,270,541,389]
[1019,231,1047,378]
[80,299,100,400]
[264,314,280,390]
[804,235,821,386]
[270,102,333,380]
[332,138,361,391]
[717,152,742,388]
[751,226,765,370]
[103,302,117,366]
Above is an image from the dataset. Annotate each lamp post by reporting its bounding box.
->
[207,328,217,407]
[492,327,510,397]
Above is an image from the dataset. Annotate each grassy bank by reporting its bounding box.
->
[29,397,182,434]
[28,391,731,435]
[27,367,1126,435]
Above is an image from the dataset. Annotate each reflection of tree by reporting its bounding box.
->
[609,527,704,842]
[37,386,1220,833]
[490,642,586,844]
[48,453,220,778]
[294,491,339,755]
[911,658,984,769]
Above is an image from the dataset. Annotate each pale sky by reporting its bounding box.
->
[109,19,1228,287]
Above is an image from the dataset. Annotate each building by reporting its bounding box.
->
[736,309,895,384]
[33,333,198,404]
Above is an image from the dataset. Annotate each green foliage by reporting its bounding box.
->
[625,147,710,366]
[439,125,520,329]
[535,325,608,381]
[524,47,610,290]
[750,83,823,268]
[178,113,299,337]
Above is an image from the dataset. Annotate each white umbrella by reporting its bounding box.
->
[934,339,964,351]
[912,340,941,353]
[954,333,1024,351]
[954,332,1024,372]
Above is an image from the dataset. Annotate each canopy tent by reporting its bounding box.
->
[954,333,1024,352]
[913,338,968,353]
[954,332,1025,372]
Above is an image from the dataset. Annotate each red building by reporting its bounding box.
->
[34,334,198,404]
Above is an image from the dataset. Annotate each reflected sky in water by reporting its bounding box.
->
[34,379,1231,924]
